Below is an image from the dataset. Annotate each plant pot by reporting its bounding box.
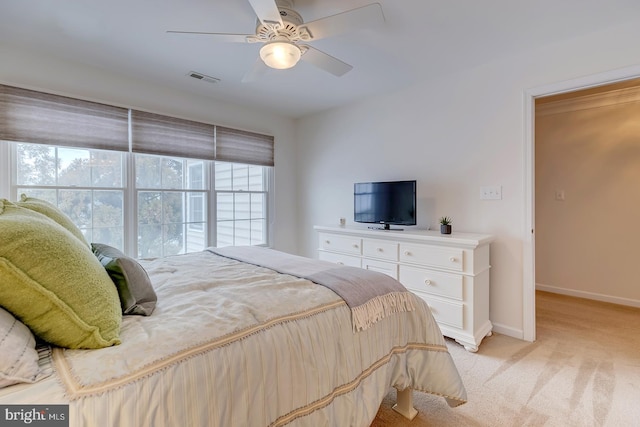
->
[440,225,452,234]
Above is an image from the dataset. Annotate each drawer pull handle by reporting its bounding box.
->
[337,262,344,265]
[424,279,432,286]
[404,251,411,256]
[377,247,383,252]
[353,244,359,248]
[325,240,330,244]
[449,257,456,262]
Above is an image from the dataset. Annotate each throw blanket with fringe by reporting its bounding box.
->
[208,246,415,331]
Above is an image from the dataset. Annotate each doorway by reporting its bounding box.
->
[523,65,640,341]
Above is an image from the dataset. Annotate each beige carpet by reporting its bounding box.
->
[371,291,640,426]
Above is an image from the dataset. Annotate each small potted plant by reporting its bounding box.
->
[439,216,452,234]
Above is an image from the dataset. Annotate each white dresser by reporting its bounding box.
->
[314,225,493,352]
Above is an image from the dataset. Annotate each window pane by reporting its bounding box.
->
[188,193,205,226]
[217,193,234,221]
[92,150,123,187]
[163,223,184,256]
[187,161,204,190]
[93,226,123,249]
[234,220,251,246]
[58,189,92,228]
[17,188,56,204]
[162,158,183,189]
[235,193,250,220]
[163,192,184,224]
[215,162,233,191]
[232,164,248,191]
[186,222,206,253]
[216,221,234,248]
[138,191,162,225]
[251,193,265,219]
[17,144,55,185]
[136,155,161,188]
[57,147,91,187]
[93,190,123,227]
[248,165,265,191]
[138,224,162,258]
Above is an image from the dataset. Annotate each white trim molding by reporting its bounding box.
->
[536,283,640,309]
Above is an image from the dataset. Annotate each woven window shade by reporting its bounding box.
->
[0,84,129,151]
[131,110,215,160]
[216,126,274,166]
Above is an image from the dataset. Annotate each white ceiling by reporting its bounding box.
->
[2,0,640,118]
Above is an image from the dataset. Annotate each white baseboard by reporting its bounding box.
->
[490,322,524,341]
[536,283,640,308]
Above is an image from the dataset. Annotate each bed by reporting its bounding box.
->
[0,197,466,426]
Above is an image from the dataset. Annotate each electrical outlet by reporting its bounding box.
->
[480,185,502,200]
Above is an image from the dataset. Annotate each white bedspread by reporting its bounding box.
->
[0,250,466,426]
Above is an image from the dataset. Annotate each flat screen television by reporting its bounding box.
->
[354,180,416,230]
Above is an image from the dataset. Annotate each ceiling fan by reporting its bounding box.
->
[167,0,385,81]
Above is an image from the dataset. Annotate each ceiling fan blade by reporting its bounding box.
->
[299,3,385,41]
[166,31,252,43]
[300,45,353,77]
[247,0,283,26]
[241,58,269,83]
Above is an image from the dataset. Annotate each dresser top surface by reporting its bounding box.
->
[314,225,493,247]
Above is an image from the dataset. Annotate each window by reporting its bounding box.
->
[215,162,268,247]
[135,154,208,258]
[1,83,274,258]
[10,143,271,256]
[188,163,205,232]
[14,143,125,248]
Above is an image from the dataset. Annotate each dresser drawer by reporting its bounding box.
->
[415,292,464,329]
[362,239,399,261]
[318,251,362,268]
[399,265,463,300]
[319,233,362,255]
[399,243,463,272]
[363,258,398,279]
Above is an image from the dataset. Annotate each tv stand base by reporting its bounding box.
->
[368,225,404,231]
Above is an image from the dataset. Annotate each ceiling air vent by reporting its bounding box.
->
[187,71,220,84]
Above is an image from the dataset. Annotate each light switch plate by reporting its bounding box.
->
[480,185,502,200]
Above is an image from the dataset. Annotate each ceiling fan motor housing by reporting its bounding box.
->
[255,2,310,42]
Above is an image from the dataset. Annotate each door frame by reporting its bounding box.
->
[523,64,640,341]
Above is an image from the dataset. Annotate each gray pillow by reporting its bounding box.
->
[0,307,44,388]
[91,243,157,316]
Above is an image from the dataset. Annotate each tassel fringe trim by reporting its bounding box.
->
[351,291,416,332]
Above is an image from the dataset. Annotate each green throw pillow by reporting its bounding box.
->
[16,194,88,246]
[0,200,121,349]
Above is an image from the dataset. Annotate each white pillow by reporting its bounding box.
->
[0,307,46,388]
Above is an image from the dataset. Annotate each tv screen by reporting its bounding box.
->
[354,180,416,230]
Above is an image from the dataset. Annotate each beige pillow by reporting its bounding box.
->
[0,200,121,349]
[16,194,88,245]
[0,307,45,388]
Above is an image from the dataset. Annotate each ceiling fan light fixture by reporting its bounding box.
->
[259,41,301,70]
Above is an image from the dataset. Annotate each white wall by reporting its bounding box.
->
[295,20,640,339]
[0,46,299,253]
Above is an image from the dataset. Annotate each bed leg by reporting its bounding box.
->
[392,388,418,420]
